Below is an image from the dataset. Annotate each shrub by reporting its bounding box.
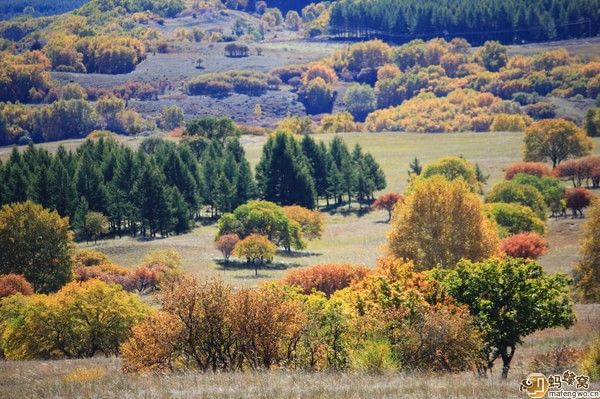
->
[233,234,277,275]
[276,116,315,135]
[484,202,546,238]
[490,114,531,132]
[564,188,593,217]
[284,263,370,296]
[585,108,600,137]
[270,64,307,84]
[530,344,581,375]
[343,83,376,121]
[215,234,240,262]
[500,232,548,259]
[187,71,274,97]
[505,162,552,180]
[0,274,33,298]
[319,112,359,133]
[485,181,548,220]
[526,102,557,119]
[351,339,397,374]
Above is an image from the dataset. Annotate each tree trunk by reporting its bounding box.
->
[500,345,515,379]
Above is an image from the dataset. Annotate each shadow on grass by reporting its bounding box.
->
[321,203,372,218]
[215,259,303,273]
[276,250,322,258]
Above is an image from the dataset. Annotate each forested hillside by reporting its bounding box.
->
[0,0,88,20]
[328,0,600,44]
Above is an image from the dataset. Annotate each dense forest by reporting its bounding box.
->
[328,0,600,44]
[0,0,88,20]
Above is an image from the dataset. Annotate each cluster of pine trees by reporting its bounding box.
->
[0,136,255,238]
[328,0,600,44]
[0,0,87,19]
[256,133,386,209]
[0,129,387,238]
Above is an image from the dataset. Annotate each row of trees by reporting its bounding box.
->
[328,0,600,44]
[256,132,386,209]
[0,132,255,238]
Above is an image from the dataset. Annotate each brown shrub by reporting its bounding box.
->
[0,274,34,297]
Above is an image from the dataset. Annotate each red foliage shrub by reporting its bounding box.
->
[500,232,548,259]
[371,192,404,222]
[564,188,593,217]
[0,274,34,297]
[128,265,163,294]
[504,162,552,180]
[283,263,371,296]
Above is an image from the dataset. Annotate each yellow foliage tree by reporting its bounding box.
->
[387,176,499,270]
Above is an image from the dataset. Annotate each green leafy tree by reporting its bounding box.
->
[0,201,74,293]
[477,41,508,72]
[343,83,376,121]
[436,257,575,379]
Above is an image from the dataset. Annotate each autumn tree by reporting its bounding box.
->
[422,156,483,193]
[436,257,575,379]
[500,232,548,259]
[215,234,240,263]
[84,211,109,243]
[371,192,404,222]
[565,188,593,217]
[524,119,593,167]
[283,205,324,240]
[0,280,150,359]
[388,176,499,270]
[233,234,277,275]
[0,201,74,293]
[575,200,600,302]
[160,105,184,131]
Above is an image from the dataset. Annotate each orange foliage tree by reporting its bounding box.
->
[371,192,404,222]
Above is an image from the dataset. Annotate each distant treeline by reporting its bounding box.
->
[328,0,600,44]
[0,0,88,20]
